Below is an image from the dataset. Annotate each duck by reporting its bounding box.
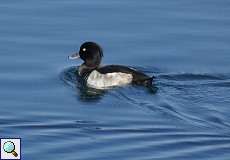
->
[68,42,154,90]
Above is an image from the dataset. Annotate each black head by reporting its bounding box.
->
[69,42,103,68]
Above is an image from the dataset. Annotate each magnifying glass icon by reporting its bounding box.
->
[3,141,18,157]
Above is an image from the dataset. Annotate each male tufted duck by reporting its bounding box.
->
[69,42,154,89]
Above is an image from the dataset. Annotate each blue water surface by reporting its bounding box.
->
[0,0,230,160]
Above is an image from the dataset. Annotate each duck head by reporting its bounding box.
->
[69,42,103,68]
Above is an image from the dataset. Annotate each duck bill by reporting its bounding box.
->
[68,53,80,60]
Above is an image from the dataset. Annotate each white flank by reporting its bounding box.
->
[87,70,133,89]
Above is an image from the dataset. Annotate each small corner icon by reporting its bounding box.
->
[1,138,21,160]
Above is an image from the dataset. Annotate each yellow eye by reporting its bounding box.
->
[82,48,86,51]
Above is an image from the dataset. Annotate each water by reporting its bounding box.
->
[1,0,230,159]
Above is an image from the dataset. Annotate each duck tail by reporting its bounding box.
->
[135,75,155,87]
[142,76,154,87]
[143,76,158,93]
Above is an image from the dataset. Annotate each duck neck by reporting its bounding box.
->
[78,63,99,76]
